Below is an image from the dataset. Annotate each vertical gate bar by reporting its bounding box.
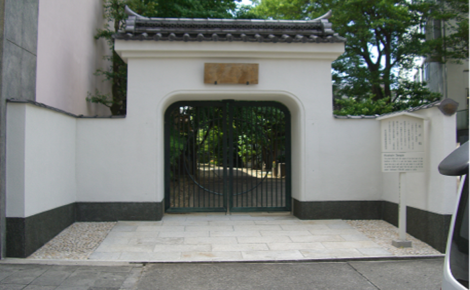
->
[215,106,219,208]
[208,107,212,208]
[174,108,178,208]
[233,107,237,209]
[164,109,170,210]
[205,106,209,209]
[285,107,291,210]
[228,101,234,211]
[280,109,284,207]
[198,107,203,209]
[257,107,262,208]
[272,106,275,207]
[183,106,188,208]
[247,106,251,208]
[206,107,211,209]
[181,106,186,208]
[175,107,180,208]
[264,106,268,207]
[255,107,266,207]
[270,106,274,208]
[276,109,284,206]
[218,107,225,206]
[196,107,200,208]
[252,107,257,209]
[214,106,218,208]
[222,103,228,211]
[276,107,280,207]
[178,106,183,208]
[192,107,197,208]
[206,107,210,208]
[264,106,267,207]
[277,108,280,207]
[247,107,250,208]
[186,106,191,208]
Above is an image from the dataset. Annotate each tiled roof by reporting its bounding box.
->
[113,6,346,43]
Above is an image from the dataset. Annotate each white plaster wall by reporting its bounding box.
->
[382,107,457,215]
[6,103,77,218]
[75,117,158,202]
[35,0,111,116]
[76,40,383,204]
[6,103,26,217]
[311,118,381,201]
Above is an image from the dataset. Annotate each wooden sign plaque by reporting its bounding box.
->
[204,63,259,85]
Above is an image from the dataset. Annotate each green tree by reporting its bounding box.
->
[251,0,467,115]
[425,0,469,62]
[89,0,242,115]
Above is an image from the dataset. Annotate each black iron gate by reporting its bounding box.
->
[164,101,291,213]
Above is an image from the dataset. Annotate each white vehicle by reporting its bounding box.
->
[439,141,469,290]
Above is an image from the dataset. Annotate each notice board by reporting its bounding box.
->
[379,115,425,172]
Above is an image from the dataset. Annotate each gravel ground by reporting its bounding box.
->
[28,222,116,260]
[346,220,441,256]
[27,219,441,260]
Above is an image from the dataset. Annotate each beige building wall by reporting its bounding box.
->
[35,0,111,116]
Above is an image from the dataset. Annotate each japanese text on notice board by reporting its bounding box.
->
[382,118,424,152]
[380,116,425,172]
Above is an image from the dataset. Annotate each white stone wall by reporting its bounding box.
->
[6,103,77,218]
[5,38,459,218]
[73,40,383,204]
[75,117,159,202]
[35,0,111,116]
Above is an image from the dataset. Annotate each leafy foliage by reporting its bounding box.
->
[250,0,466,115]
[425,0,469,62]
[88,0,244,115]
[167,104,287,179]
[334,97,393,116]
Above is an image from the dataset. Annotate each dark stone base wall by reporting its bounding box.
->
[381,200,451,252]
[294,199,452,253]
[7,199,450,257]
[6,202,163,258]
[6,203,75,258]
[76,202,164,222]
[293,199,383,220]
[406,207,451,253]
[381,201,398,226]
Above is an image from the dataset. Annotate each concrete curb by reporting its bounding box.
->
[0,254,444,266]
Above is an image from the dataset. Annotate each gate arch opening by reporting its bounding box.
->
[164,100,291,212]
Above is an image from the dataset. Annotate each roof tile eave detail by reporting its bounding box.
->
[113,32,346,43]
[118,6,346,44]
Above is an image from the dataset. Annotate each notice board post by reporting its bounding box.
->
[377,112,428,248]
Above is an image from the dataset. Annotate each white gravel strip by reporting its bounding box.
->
[346,220,442,256]
[28,222,116,260]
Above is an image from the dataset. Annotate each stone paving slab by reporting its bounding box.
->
[83,213,443,262]
[83,213,393,262]
[27,213,442,263]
